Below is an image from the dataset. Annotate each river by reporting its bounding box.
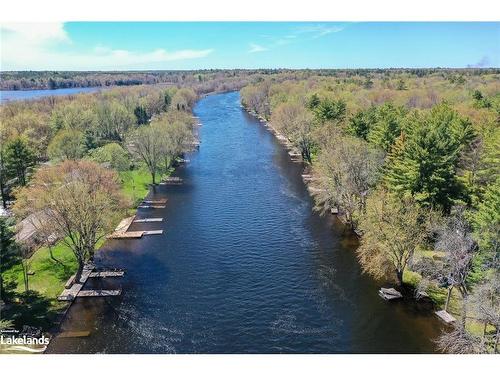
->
[0,87,103,104]
[47,91,442,353]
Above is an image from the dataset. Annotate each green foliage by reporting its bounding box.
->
[472,90,491,109]
[396,78,406,90]
[383,104,473,212]
[0,216,20,302]
[50,101,98,133]
[134,105,150,125]
[366,103,407,151]
[96,100,135,141]
[312,98,346,124]
[357,190,431,285]
[88,143,130,171]
[469,179,500,266]
[347,107,376,140]
[47,129,86,161]
[306,93,321,110]
[3,136,36,186]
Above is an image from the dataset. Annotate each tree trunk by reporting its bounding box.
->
[396,269,404,286]
[151,171,156,185]
[444,287,452,312]
[74,262,84,284]
[460,296,468,329]
[21,259,29,292]
[495,327,499,354]
[0,179,7,209]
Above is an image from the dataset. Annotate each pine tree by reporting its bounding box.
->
[347,107,376,140]
[367,103,407,152]
[383,104,472,212]
[4,137,36,186]
[0,217,20,302]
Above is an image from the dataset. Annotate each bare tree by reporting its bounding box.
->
[13,160,126,281]
[357,189,431,285]
[436,321,486,354]
[127,124,164,185]
[469,272,500,353]
[435,208,477,319]
[271,101,316,163]
[313,135,384,228]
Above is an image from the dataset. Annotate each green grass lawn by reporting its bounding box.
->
[2,164,175,331]
[3,241,78,300]
[119,168,154,206]
[119,165,173,207]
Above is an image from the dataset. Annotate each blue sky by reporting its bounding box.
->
[1,22,499,70]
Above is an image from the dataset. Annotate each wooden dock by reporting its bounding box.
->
[58,331,91,338]
[77,289,121,298]
[89,270,125,278]
[133,218,163,223]
[143,230,163,235]
[58,264,95,301]
[107,216,138,238]
[142,199,167,204]
[108,231,144,239]
[379,287,403,301]
[162,176,183,184]
[435,310,457,324]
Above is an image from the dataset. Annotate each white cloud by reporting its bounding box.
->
[1,22,214,70]
[248,43,268,53]
[296,24,345,38]
[248,24,345,54]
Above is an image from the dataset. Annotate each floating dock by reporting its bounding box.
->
[379,287,403,301]
[133,218,163,223]
[107,216,136,238]
[142,199,167,204]
[89,270,125,278]
[77,289,122,298]
[435,310,457,324]
[161,176,183,184]
[143,230,163,235]
[108,231,144,239]
[57,331,91,338]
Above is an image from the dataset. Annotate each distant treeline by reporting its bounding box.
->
[2,68,499,91]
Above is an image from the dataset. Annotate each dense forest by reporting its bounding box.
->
[0,68,499,353]
[241,68,499,353]
[0,69,284,91]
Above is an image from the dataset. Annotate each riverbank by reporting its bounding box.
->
[240,103,492,342]
[0,164,173,350]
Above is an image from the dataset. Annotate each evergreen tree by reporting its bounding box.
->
[4,137,36,186]
[469,179,500,268]
[313,98,346,125]
[347,107,376,140]
[134,105,150,125]
[383,104,473,212]
[367,103,407,151]
[0,217,20,302]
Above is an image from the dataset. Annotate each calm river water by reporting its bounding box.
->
[0,87,102,104]
[47,91,442,353]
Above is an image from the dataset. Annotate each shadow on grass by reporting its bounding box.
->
[2,291,61,332]
[34,255,76,284]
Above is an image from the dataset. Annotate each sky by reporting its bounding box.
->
[1,22,499,71]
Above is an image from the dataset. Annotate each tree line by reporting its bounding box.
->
[241,70,499,353]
